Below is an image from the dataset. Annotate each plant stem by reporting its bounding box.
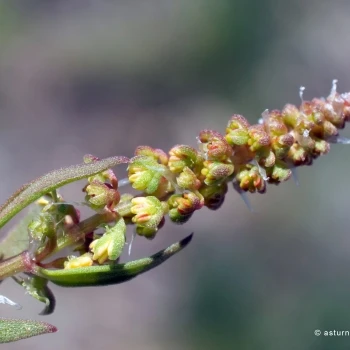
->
[48,211,118,259]
[0,251,34,280]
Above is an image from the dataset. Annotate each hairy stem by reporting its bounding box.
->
[0,251,33,280]
[0,156,128,230]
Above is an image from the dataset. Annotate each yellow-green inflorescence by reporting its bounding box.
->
[60,83,350,266]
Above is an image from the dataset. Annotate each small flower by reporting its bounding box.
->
[64,253,94,269]
[134,145,168,165]
[176,167,201,191]
[168,191,204,224]
[282,103,300,128]
[247,124,271,152]
[89,218,126,264]
[168,145,200,173]
[84,180,120,210]
[128,156,167,194]
[235,164,266,193]
[131,196,167,237]
[266,161,292,184]
[287,143,312,165]
[262,110,294,159]
[198,130,232,161]
[201,161,234,185]
[225,114,250,146]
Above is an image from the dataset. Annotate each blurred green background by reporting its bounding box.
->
[1,1,350,349]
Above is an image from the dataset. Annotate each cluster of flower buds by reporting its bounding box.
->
[83,154,120,211]
[33,82,349,268]
[122,82,350,241]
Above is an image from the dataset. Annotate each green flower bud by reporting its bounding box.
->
[313,139,330,156]
[256,148,276,168]
[168,208,193,224]
[168,145,199,173]
[135,225,159,240]
[282,103,300,128]
[247,125,270,152]
[266,161,292,183]
[128,156,167,194]
[272,133,294,159]
[226,114,250,132]
[287,143,312,165]
[89,218,126,264]
[84,181,120,210]
[134,145,168,165]
[131,196,166,234]
[176,167,201,190]
[225,128,249,146]
[201,160,234,185]
[168,191,204,224]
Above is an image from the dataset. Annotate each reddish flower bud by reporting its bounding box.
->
[201,160,234,185]
[168,145,200,173]
[168,191,204,224]
[247,125,270,152]
[198,130,232,162]
[135,145,168,165]
[235,164,266,193]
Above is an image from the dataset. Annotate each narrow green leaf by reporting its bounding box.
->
[0,318,57,343]
[38,233,193,287]
[0,155,129,230]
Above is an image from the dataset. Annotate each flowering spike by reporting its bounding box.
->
[1,81,350,336]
